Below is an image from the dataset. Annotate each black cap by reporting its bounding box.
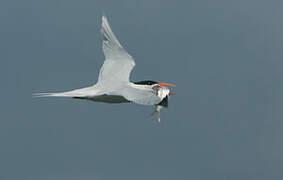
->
[133,80,158,85]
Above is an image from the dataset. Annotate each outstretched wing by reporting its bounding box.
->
[97,16,135,87]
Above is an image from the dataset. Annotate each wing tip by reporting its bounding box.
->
[101,14,109,27]
[102,14,107,20]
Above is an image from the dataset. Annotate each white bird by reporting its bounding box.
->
[34,15,175,121]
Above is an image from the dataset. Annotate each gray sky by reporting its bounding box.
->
[0,0,282,179]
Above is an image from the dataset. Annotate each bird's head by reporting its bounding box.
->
[133,80,176,97]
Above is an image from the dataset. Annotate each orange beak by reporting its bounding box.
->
[157,82,176,87]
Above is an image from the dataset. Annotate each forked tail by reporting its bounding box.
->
[33,92,74,97]
[33,87,96,98]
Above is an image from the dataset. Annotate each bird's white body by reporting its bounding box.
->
[35,15,174,120]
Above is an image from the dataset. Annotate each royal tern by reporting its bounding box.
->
[34,15,175,121]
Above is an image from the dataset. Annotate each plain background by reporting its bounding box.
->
[0,0,282,179]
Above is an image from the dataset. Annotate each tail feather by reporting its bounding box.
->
[33,86,99,98]
[33,92,74,97]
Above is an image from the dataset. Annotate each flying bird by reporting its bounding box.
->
[34,15,175,121]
